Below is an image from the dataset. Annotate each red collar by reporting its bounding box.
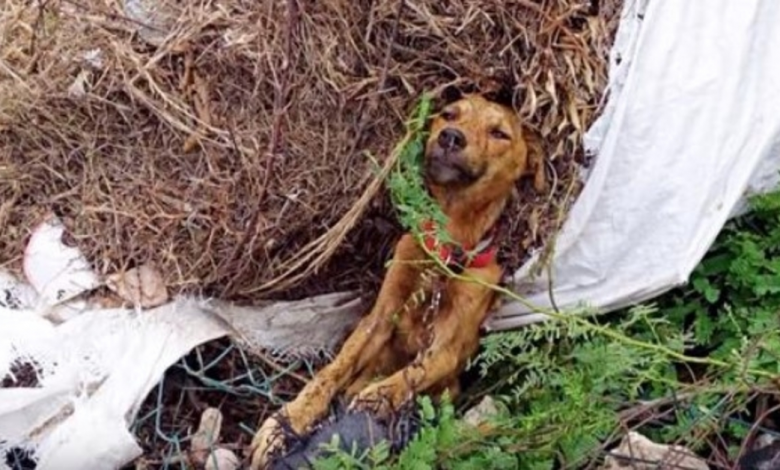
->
[420,220,498,271]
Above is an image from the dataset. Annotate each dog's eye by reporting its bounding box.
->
[440,109,457,121]
[489,128,511,140]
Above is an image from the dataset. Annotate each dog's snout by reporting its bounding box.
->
[437,128,466,150]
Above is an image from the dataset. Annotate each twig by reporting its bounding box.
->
[221,0,299,297]
[543,164,579,313]
[248,0,408,295]
[346,0,406,166]
[734,402,780,468]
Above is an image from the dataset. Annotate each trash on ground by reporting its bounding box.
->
[105,264,169,309]
[602,431,709,470]
[0,217,362,469]
[462,396,499,428]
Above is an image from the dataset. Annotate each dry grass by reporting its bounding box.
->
[0,0,623,302]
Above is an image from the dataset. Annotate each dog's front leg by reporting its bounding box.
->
[350,265,500,415]
[250,235,422,469]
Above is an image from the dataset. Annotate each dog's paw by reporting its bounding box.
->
[249,415,286,470]
[348,384,397,417]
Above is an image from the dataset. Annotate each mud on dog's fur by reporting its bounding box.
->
[250,93,546,469]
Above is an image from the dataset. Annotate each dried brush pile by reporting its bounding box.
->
[0,0,622,302]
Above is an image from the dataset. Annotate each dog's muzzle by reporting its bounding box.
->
[425,151,475,185]
[425,128,482,186]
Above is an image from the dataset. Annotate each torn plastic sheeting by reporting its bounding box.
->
[0,227,362,470]
[487,0,780,329]
[23,216,102,309]
[0,283,363,470]
[0,299,230,470]
[205,292,364,359]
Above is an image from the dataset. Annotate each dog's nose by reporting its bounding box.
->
[437,128,466,150]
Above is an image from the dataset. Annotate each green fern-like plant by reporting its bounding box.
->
[386,93,453,246]
[663,189,780,371]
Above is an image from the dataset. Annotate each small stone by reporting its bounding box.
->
[105,264,168,309]
[756,433,780,450]
[204,448,240,470]
[463,396,499,427]
[190,407,223,466]
[602,431,708,470]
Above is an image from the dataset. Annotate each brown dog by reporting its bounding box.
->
[249,94,545,469]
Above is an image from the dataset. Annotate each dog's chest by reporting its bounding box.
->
[391,273,450,356]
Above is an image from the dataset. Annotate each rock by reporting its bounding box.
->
[602,431,708,470]
[756,433,780,450]
[204,448,240,470]
[463,396,499,427]
[105,264,169,309]
[190,408,223,466]
[739,435,780,470]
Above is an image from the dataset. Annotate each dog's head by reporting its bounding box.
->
[424,94,544,196]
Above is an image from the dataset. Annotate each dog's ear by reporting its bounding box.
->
[440,85,463,104]
[484,85,514,109]
[523,127,547,194]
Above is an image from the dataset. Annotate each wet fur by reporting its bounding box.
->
[250,94,545,469]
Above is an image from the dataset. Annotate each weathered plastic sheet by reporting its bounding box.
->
[0,220,361,469]
[488,0,780,329]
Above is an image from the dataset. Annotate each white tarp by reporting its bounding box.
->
[0,284,361,470]
[488,0,780,329]
[0,299,230,470]
[0,219,361,469]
